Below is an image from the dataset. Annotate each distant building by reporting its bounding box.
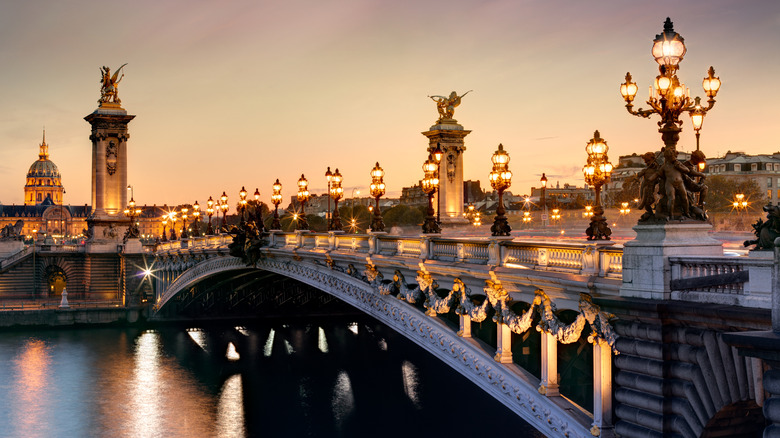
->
[704,151,780,203]
[0,134,90,237]
[463,180,485,205]
[0,134,188,240]
[529,181,594,208]
[400,182,427,206]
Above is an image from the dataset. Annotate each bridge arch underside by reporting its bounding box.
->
[155,258,595,438]
[154,269,355,319]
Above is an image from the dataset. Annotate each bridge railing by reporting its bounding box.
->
[669,255,773,308]
[257,231,622,278]
[153,235,231,253]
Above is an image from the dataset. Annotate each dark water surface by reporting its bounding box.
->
[0,317,542,437]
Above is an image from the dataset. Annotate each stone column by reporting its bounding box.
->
[540,331,560,396]
[494,322,513,363]
[84,102,135,249]
[458,314,472,338]
[422,123,470,226]
[592,339,614,436]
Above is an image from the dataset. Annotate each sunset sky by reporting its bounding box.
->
[0,0,778,207]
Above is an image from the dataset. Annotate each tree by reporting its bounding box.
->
[704,175,766,212]
[610,174,641,206]
[382,205,425,228]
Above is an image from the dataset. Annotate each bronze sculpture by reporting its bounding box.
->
[99,64,127,105]
[428,90,471,123]
[744,204,780,250]
[636,148,709,222]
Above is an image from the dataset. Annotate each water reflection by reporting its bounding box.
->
[318,326,329,353]
[401,360,422,409]
[263,329,275,357]
[331,370,355,433]
[11,339,51,438]
[0,320,541,438]
[216,374,245,438]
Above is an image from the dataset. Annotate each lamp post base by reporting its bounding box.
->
[491,214,511,236]
[422,215,441,234]
[585,206,611,241]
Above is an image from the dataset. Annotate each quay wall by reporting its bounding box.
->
[0,307,144,328]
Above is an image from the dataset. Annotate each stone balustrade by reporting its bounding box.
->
[669,255,773,308]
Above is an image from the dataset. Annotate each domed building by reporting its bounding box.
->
[24,131,64,206]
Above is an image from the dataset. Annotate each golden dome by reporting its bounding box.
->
[24,131,64,206]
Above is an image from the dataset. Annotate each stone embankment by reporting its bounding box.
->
[0,306,145,328]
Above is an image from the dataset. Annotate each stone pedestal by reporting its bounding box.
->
[422,122,470,226]
[620,223,723,300]
[85,217,130,253]
[123,238,143,254]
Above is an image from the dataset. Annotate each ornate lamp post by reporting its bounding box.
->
[180,207,189,238]
[619,18,720,220]
[432,143,444,225]
[123,197,141,239]
[583,130,614,240]
[191,201,201,237]
[369,162,386,232]
[296,174,310,231]
[325,167,333,225]
[421,154,441,234]
[329,169,343,231]
[239,186,248,224]
[540,173,548,227]
[169,211,178,240]
[271,179,283,230]
[161,216,168,241]
[206,196,215,235]
[489,144,512,236]
[219,191,229,231]
[253,188,263,230]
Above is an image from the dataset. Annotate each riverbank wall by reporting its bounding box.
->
[0,306,146,328]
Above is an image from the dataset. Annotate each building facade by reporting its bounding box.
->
[705,151,780,204]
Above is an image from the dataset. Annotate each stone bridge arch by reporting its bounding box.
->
[154,256,597,438]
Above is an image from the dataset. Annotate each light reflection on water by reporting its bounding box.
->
[0,320,541,438]
[216,374,245,438]
[10,339,51,438]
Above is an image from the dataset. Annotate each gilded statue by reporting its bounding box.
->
[99,64,127,105]
[428,90,471,123]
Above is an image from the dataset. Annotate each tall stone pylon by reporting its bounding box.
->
[84,64,135,247]
[424,91,471,225]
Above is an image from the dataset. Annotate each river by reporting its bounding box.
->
[0,317,543,437]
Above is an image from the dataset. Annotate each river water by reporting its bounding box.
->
[0,317,542,438]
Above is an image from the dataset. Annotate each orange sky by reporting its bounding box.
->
[0,0,778,207]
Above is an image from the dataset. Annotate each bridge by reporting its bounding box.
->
[149,228,776,438]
